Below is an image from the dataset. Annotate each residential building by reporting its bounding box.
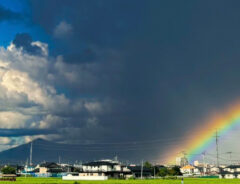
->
[176,157,188,167]
[180,165,200,176]
[34,162,64,177]
[127,165,152,178]
[81,159,131,179]
[219,165,240,179]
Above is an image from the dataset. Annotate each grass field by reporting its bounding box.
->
[0,178,238,184]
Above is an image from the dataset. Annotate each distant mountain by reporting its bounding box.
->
[0,138,149,164]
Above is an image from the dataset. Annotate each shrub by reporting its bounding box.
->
[1,166,16,174]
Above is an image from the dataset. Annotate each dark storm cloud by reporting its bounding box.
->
[28,0,145,63]
[0,5,22,22]
[0,129,56,137]
[25,0,240,162]
[13,33,44,55]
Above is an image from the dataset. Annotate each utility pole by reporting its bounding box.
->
[202,152,205,176]
[153,163,156,179]
[30,142,33,166]
[141,160,143,179]
[26,158,28,166]
[215,130,219,168]
[226,152,232,165]
[59,156,61,165]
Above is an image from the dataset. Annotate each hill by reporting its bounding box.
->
[0,138,143,164]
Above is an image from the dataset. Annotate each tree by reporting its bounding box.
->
[1,166,16,174]
[144,161,152,168]
[168,166,182,176]
[73,167,81,172]
[158,167,168,177]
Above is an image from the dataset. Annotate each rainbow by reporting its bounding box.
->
[163,102,240,164]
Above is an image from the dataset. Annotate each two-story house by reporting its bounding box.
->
[81,159,131,178]
[219,165,240,179]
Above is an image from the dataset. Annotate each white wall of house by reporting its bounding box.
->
[210,167,219,173]
[224,168,234,172]
[123,167,130,172]
[79,173,105,176]
[83,164,122,172]
[225,174,235,179]
[39,167,48,174]
[114,165,121,171]
[83,165,110,172]
[62,174,108,180]
[180,168,193,174]
[193,168,200,175]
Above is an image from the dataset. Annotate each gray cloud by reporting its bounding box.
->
[54,21,72,38]
[13,33,46,56]
[0,5,22,22]
[0,37,115,153]
[12,0,240,163]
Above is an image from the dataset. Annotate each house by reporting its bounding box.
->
[223,165,240,173]
[176,157,188,167]
[22,165,35,173]
[81,159,131,179]
[180,165,200,176]
[34,162,64,177]
[209,166,220,174]
[65,159,152,180]
[63,173,108,181]
[219,165,240,179]
[127,165,152,178]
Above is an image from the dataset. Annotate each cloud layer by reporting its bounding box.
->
[2,0,240,163]
[0,34,115,150]
[0,5,22,22]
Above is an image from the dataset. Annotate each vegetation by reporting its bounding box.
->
[73,168,81,173]
[168,166,182,176]
[0,178,238,184]
[158,167,169,177]
[143,161,152,168]
[143,161,182,177]
[1,166,16,174]
[156,166,182,177]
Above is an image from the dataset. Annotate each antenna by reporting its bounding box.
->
[215,130,219,167]
[30,142,33,166]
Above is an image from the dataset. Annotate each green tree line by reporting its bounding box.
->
[144,161,182,177]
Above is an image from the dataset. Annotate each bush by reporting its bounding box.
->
[1,166,16,174]
[158,167,168,177]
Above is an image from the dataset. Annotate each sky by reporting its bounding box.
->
[1,0,240,164]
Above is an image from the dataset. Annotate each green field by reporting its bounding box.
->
[0,178,238,184]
